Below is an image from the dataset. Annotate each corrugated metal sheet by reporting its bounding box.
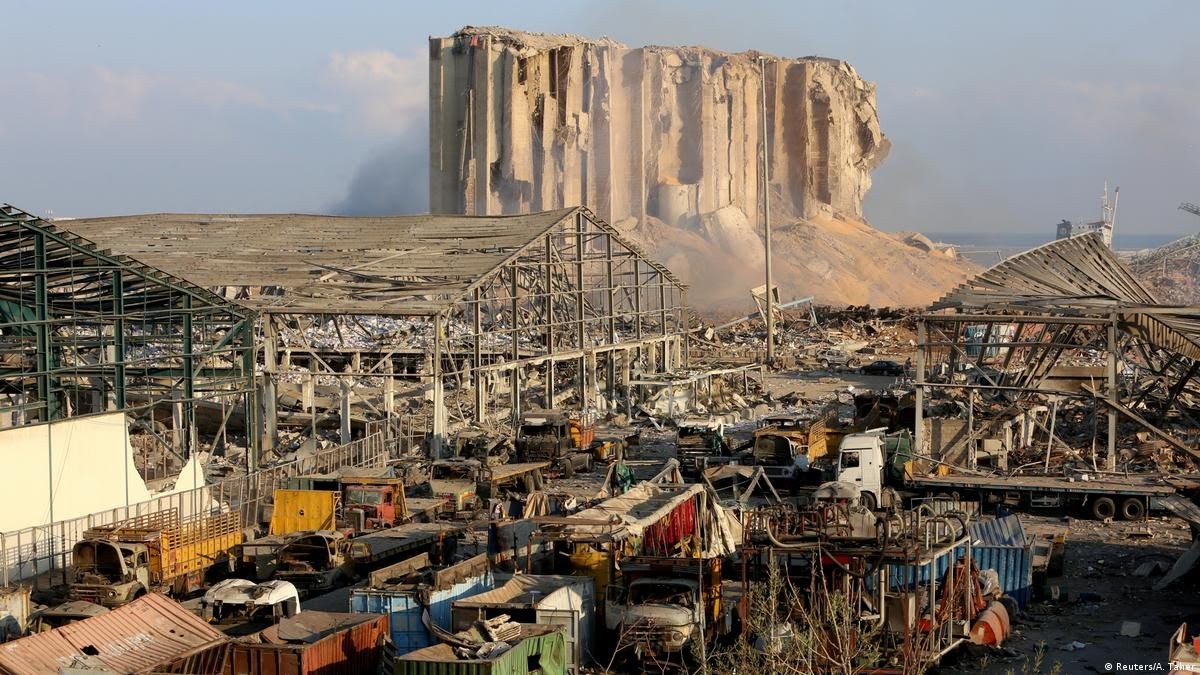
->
[0,593,227,675]
[395,626,567,675]
[226,611,388,675]
[969,514,1029,548]
[969,515,1034,609]
[350,560,493,655]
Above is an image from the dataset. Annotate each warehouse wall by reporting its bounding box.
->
[0,412,208,533]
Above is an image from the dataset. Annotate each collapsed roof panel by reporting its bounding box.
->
[930,232,1200,361]
[932,232,1157,311]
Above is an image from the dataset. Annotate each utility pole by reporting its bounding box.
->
[759,57,775,365]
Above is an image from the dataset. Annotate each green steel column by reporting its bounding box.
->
[242,318,258,469]
[111,270,126,410]
[33,232,58,421]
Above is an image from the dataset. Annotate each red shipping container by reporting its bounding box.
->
[225,611,388,675]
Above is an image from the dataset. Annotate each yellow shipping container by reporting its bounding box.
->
[270,489,339,535]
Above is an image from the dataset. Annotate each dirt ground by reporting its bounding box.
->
[940,514,1199,674]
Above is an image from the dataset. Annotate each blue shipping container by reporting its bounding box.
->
[349,556,494,655]
[876,515,1034,610]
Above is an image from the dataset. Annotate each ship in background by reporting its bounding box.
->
[1055,181,1118,248]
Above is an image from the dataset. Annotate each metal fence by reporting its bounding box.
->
[0,426,401,586]
[366,413,430,456]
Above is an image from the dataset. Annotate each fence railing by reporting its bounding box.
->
[1,426,399,586]
[365,413,430,456]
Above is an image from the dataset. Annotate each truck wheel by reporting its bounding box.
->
[820,359,830,369]
[1091,497,1116,521]
[1120,497,1146,521]
[860,491,878,510]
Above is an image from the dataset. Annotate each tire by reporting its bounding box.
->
[1120,497,1146,521]
[860,491,878,510]
[1091,496,1116,521]
[999,595,1019,619]
[820,359,830,369]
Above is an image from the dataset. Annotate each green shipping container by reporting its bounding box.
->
[395,626,567,675]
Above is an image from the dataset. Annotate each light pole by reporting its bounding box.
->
[759,56,775,365]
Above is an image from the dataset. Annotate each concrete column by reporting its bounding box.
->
[339,379,351,445]
[304,373,316,443]
[432,314,447,457]
[584,351,597,411]
[384,357,395,418]
[171,391,184,456]
[511,366,522,425]
[473,288,485,423]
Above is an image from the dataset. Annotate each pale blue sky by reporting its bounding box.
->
[2,1,1197,236]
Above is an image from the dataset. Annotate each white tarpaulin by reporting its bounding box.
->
[565,483,705,541]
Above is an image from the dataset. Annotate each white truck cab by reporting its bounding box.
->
[606,577,702,655]
[834,431,888,509]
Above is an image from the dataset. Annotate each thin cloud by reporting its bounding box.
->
[91,67,152,121]
[1041,78,1200,142]
[12,66,332,126]
[326,49,426,135]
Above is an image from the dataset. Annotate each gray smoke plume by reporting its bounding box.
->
[330,132,428,215]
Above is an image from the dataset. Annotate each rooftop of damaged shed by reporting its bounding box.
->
[920,231,1200,470]
[57,207,684,318]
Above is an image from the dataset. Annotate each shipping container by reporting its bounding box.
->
[967,514,1034,609]
[225,611,388,675]
[881,514,1034,610]
[349,553,493,655]
[451,575,594,673]
[395,625,566,675]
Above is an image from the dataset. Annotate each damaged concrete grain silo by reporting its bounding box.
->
[430,26,971,309]
[430,26,888,224]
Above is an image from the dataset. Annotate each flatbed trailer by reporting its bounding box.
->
[906,473,1183,520]
[347,522,463,568]
[273,522,464,594]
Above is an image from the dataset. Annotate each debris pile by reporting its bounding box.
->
[1129,233,1200,304]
